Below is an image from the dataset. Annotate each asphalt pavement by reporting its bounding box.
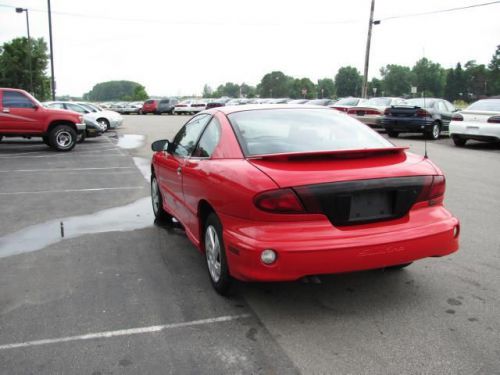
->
[0,113,499,374]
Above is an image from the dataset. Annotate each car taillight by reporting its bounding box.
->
[451,113,463,121]
[347,108,357,115]
[384,108,391,116]
[487,116,500,124]
[416,175,446,205]
[254,188,305,213]
[364,109,381,115]
[416,109,431,117]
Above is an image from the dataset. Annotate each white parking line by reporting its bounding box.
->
[0,314,251,351]
[0,167,135,173]
[0,186,145,195]
[0,148,123,159]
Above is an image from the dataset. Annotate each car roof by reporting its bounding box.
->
[208,104,340,115]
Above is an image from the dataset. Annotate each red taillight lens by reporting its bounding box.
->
[416,175,446,205]
[487,116,500,124]
[254,188,305,213]
[451,113,463,121]
[416,109,431,117]
[347,108,357,115]
[365,109,381,115]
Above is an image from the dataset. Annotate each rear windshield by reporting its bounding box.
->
[335,97,360,106]
[467,99,500,112]
[364,98,392,106]
[228,108,393,156]
[160,100,170,104]
[145,100,154,104]
[405,98,436,108]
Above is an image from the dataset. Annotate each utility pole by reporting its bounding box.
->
[16,8,33,94]
[362,0,375,99]
[47,0,56,100]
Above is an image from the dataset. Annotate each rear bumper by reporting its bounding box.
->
[221,206,459,282]
[449,121,500,142]
[382,118,434,132]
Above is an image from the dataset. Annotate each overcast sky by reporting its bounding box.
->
[1,0,499,97]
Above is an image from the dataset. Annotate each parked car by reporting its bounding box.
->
[157,98,179,115]
[382,98,457,140]
[348,97,405,128]
[287,99,309,104]
[77,102,123,130]
[449,98,500,146]
[330,97,366,113]
[44,102,105,139]
[119,101,143,115]
[0,88,85,151]
[305,99,336,106]
[142,99,160,114]
[150,105,459,295]
[206,98,230,109]
[173,100,206,115]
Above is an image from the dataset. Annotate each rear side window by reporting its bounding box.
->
[192,118,221,158]
[145,100,154,104]
[160,100,170,104]
[2,91,34,108]
[172,115,211,157]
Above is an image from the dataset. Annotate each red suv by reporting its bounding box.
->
[0,88,86,151]
[141,99,159,115]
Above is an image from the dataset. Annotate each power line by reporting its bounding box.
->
[1,1,499,25]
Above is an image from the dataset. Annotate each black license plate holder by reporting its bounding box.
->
[349,191,393,222]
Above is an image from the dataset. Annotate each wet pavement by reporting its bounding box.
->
[1,116,500,374]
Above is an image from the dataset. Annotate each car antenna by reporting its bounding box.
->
[422,47,428,159]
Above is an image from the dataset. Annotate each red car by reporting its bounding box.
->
[141,99,159,114]
[151,105,459,295]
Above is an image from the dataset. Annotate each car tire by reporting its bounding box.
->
[42,136,50,146]
[49,124,77,151]
[452,137,467,147]
[151,175,171,221]
[387,130,399,138]
[77,132,86,143]
[386,262,413,270]
[97,118,110,131]
[427,122,441,140]
[204,213,233,296]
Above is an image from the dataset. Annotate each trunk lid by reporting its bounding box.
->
[460,110,499,123]
[249,149,439,226]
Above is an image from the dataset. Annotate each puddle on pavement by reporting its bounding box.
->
[0,197,154,258]
[116,134,145,149]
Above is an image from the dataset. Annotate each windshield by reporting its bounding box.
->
[78,103,97,112]
[228,108,393,156]
[467,99,500,112]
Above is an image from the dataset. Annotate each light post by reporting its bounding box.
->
[47,0,56,100]
[15,7,33,94]
[361,0,381,98]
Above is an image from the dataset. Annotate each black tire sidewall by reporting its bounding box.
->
[151,176,171,220]
[205,213,232,295]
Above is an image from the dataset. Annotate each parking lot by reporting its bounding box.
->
[1,114,500,374]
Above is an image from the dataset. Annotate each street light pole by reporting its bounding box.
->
[362,0,376,99]
[16,8,33,94]
[47,0,56,100]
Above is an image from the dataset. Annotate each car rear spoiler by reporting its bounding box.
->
[247,147,409,161]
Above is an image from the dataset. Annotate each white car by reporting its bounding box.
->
[449,99,500,146]
[347,97,406,128]
[173,100,206,115]
[77,102,123,130]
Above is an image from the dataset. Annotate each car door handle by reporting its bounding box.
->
[2,108,10,113]
[177,167,182,175]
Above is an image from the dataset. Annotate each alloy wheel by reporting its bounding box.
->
[205,225,222,282]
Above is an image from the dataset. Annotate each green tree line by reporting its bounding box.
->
[204,45,500,101]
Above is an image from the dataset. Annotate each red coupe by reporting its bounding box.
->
[150,105,459,295]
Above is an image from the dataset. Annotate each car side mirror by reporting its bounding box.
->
[151,139,169,152]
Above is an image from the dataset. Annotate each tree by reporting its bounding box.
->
[289,78,316,99]
[368,78,384,97]
[240,83,256,98]
[84,81,149,101]
[316,78,335,98]
[334,66,362,97]
[488,45,500,95]
[258,71,292,98]
[464,60,488,99]
[202,84,213,98]
[212,82,240,98]
[411,58,446,97]
[380,64,413,96]
[0,37,51,100]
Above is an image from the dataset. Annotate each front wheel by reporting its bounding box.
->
[204,213,233,296]
[97,118,110,131]
[151,175,171,220]
[49,125,77,151]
